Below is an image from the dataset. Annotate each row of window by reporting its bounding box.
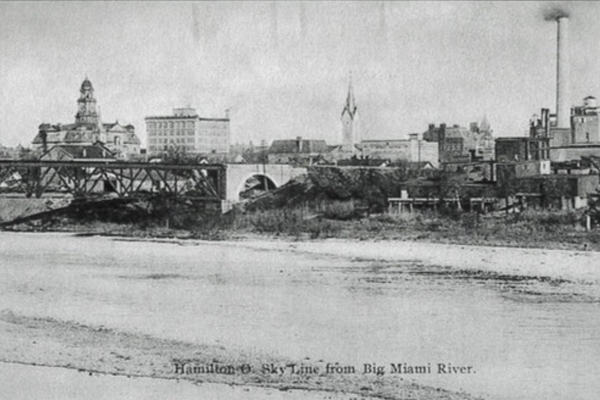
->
[148,130,228,137]
[149,138,229,145]
[147,121,194,129]
[148,143,228,151]
[149,130,195,137]
[147,121,228,130]
[148,145,229,152]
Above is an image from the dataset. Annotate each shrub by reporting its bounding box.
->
[319,200,356,220]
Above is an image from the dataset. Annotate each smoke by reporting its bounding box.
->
[543,5,570,21]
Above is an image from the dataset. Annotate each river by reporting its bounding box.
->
[1,232,599,400]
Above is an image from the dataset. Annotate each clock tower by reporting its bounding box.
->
[75,77,100,126]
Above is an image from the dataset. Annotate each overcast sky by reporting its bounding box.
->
[1,1,600,147]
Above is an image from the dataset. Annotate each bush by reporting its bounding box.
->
[319,200,356,220]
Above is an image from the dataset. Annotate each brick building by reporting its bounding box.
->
[360,133,439,167]
[146,107,230,157]
[423,120,494,164]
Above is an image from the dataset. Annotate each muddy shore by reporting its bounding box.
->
[0,309,480,400]
[3,231,600,399]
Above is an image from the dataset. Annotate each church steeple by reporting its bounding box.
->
[342,73,357,120]
[341,73,359,154]
[75,77,99,125]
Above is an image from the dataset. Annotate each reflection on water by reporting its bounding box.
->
[1,233,600,400]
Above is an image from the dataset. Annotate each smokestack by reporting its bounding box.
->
[556,16,570,128]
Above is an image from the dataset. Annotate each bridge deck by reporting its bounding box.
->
[0,160,227,201]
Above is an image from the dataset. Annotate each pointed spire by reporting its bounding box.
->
[343,72,357,119]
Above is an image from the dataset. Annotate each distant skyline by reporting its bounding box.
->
[1,1,600,147]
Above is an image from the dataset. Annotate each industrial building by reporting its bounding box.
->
[145,107,230,157]
[422,120,494,164]
[360,134,439,168]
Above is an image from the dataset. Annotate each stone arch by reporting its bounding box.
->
[237,173,278,200]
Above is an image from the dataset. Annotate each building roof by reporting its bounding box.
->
[444,126,475,140]
[41,143,115,160]
[33,121,139,145]
[64,131,98,143]
[81,78,93,91]
[121,131,141,145]
[269,139,330,154]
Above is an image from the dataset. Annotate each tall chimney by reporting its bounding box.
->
[556,16,570,128]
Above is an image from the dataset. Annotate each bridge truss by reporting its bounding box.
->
[0,161,227,201]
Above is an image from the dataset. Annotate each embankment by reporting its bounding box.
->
[0,196,70,223]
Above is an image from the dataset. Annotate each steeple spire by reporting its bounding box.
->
[341,72,359,154]
[343,72,357,120]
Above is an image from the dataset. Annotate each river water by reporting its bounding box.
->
[1,232,599,400]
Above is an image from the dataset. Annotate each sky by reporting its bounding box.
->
[1,1,600,148]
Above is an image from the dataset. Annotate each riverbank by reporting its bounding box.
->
[0,231,488,400]
[2,192,599,252]
[0,308,481,400]
[4,206,599,253]
[2,232,600,399]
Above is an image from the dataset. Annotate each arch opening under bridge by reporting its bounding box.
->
[238,174,278,200]
[224,164,306,203]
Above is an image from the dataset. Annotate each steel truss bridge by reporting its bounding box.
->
[0,160,227,202]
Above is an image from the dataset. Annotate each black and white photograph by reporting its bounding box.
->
[1,1,600,399]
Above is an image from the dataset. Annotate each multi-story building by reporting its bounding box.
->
[145,107,230,157]
[32,78,141,160]
[423,120,494,164]
[267,137,331,165]
[360,134,439,167]
[495,137,550,163]
[531,98,600,161]
[571,96,600,143]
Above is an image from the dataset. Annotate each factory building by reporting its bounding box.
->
[145,108,230,157]
[422,119,494,164]
[534,97,600,162]
[360,134,439,168]
[571,96,600,143]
